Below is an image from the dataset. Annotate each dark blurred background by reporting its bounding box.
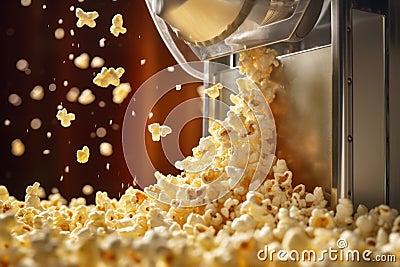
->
[0,0,202,202]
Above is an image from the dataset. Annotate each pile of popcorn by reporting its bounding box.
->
[2,46,400,267]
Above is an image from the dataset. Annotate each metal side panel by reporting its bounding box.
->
[272,45,332,200]
[389,0,400,211]
[352,10,386,209]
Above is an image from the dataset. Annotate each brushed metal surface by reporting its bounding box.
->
[352,10,386,209]
[388,0,400,211]
[271,45,332,199]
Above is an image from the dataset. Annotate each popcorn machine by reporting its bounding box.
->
[145,0,400,210]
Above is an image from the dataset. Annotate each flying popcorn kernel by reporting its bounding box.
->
[78,89,95,105]
[66,87,80,102]
[77,146,90,163]
[112,82,131,104]
[93,67,125,87]
[82,185,94,195]
[99,142,113,157]
[11,139,25,156]
[204,83,223,99]
[75,8,99,28]
[56,108,76,127]
[148,123,172,141]
[30,85,45,101]
[90,56,105,68]
[74,53,90,69]
[110,14,127,37]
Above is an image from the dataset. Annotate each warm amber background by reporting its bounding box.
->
[0,0,202,202]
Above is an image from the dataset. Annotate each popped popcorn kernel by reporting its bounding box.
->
[0,186,9,201]
[110,14,127,37]
[56,108,76,127]
[148,123,172,141]
[112,82,131,104]
[54,27,65,39]
[30,85,45,101]
[99,142,113,157]
[66,87,80,102]
[90,56,105,68]
[82,185,94,195]
[11,139,25,156]
[93,67,125,87]
[75,8,99,28]
[204,83,223,99]
[74,53,90,69]
[76,145,90,163]
[78,89,95,105]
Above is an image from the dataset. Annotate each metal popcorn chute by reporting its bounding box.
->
[145,0,400,211]
[146,0,324,64]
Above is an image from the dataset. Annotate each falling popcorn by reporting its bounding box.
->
[90,56,105,68]
[204,83,223,99]
[78,89,95,105]
[110,14,127,37]
[75,8,99,28]
[56,108,76,127]
[76,145,90,163]
[11,139,25,156]
[93,67,125,87]
[112,82,131,104]
[148,123,172,141]
[74,53,90,69]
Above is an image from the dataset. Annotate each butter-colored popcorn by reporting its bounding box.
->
[2,47,400,267]
[231,214,256,232]
[90,56,105,68]
[148,123,172,142]
[99,142,113,157]
[0,186,9,201]
[204,83,223,99]
[78,89,95,105]
[309,208,335,229]
[93,67,125,87]
[56,108,76,127]
[75,8,99,28]
[74,53,90,69]
[112,82,131,104]
[11,138,25,156]
[110,14,127,37]
[76,145,90,163]
[66,87,80,102]
[30,85,44,101]
[335,198,354,227]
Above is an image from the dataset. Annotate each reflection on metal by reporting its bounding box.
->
[388,0,400,211]
[352,10,386,209]
[272,45,332,201]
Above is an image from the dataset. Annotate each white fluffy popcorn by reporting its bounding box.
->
[75,8,99,28]
[56,108,76,127]
[110,14,127,37]
[2,47,399,267]
[76,145,90,163]
[93,67,125,87]
[148,123,172,141]
[204,83,223,99]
